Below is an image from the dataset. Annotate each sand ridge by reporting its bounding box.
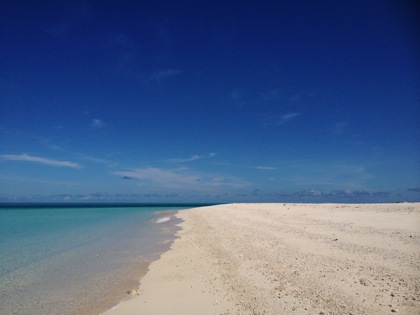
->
[103,203,420,315]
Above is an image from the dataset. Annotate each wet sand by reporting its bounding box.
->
[103,203,420,315]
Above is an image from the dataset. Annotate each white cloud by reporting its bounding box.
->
[256,166,277,170]
[308,189,322,196]
[166,153,216,163]
[278,112,300,125]
[263,112,300,126]
[91,119,105,128]
[286,163,374,190]
[111,166,248,191]
[113,167,197,186]
[1,154,81,169]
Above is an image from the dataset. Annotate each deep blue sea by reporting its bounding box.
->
[0,204,201,315]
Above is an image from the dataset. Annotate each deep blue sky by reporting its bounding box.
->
[1,0,419,203]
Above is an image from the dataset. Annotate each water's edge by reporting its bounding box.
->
[99,209,186,314]
[0,204,213,315]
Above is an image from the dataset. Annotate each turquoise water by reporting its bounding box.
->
[0,204,198,315]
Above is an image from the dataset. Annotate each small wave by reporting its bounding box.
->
[155,217,170,224]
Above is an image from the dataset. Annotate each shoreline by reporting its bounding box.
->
[0,205,189,315]
[103,203,420,315]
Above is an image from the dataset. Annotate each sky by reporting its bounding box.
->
[1,0,419,203]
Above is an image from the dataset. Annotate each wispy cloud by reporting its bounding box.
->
[1,154,81,169]
[113,167,198,186]
[277,112,300,125]
[288,189,391,199]
[408,188,420,193]
[166,153,216,163]
[334,189,391,198]
[149,69,181,83]
[284,162,375,190]
[263,112,300,126]
[293,189,324,197]
[91,119,105,128]
[256,166,277,170]
[111,166,248,191]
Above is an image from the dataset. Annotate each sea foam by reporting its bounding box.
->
[156,216,170,223]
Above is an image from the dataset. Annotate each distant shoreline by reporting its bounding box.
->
[1,201,414,209]
[0,202,218,209]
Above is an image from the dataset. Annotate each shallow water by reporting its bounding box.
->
[0,204,194,315]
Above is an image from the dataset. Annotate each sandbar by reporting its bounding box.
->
[103,203,420,314]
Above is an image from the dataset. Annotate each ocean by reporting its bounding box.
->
[0,203,204,315]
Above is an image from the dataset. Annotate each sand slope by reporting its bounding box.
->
[103,203,420,315]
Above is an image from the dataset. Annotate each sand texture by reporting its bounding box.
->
[103,203,420,315]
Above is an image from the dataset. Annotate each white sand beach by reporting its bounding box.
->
[103,203,420,315]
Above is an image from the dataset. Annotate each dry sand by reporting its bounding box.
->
[103,203,420,315]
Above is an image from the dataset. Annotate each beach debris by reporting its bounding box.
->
[127,288,140,296]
